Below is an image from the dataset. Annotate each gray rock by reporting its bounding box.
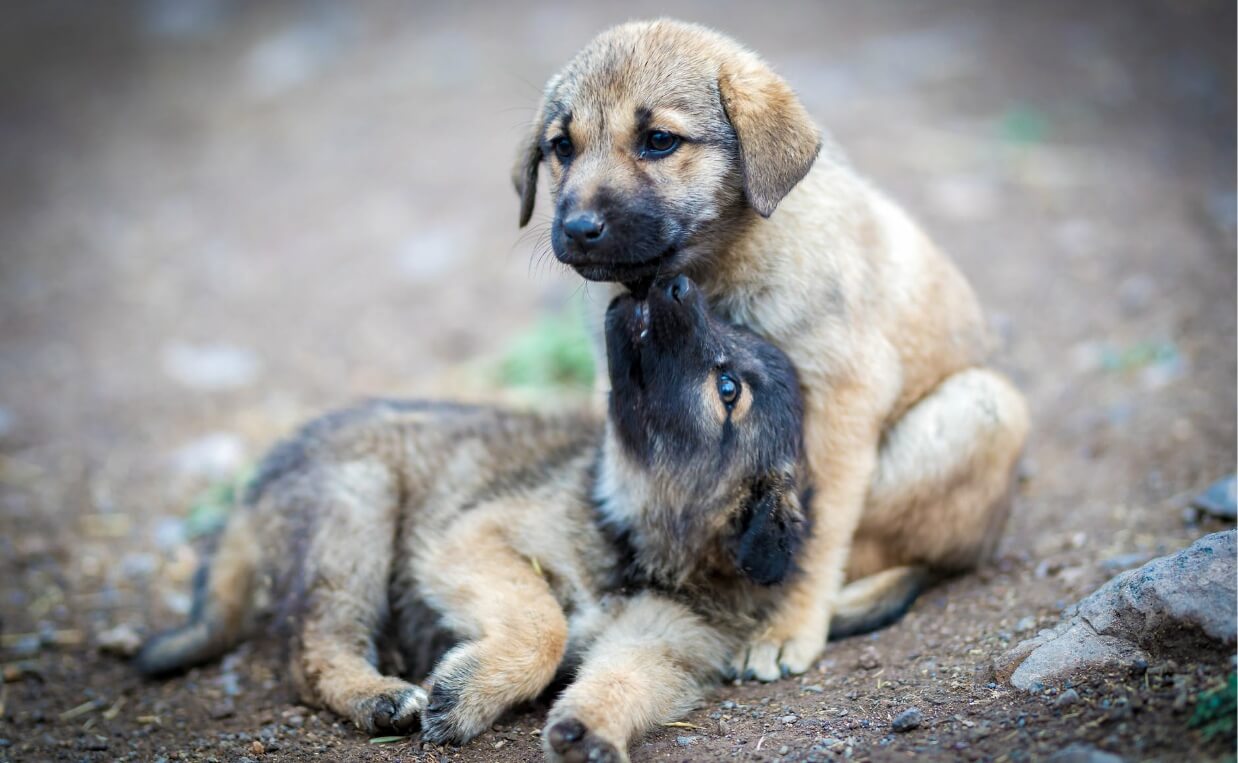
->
[1045,744,1125,763]
[891,707,922,732]
[1192,475,1236,520]
[1054,688,1080,708]
[1076,530,1236,644]
[1015,615,1037,633]
[675,735,698,747]
[997,531,1236,690]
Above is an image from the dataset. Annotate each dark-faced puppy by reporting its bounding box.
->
[137,274,810,763]
[598,274,806,592]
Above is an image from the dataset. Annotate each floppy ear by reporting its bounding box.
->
[512,117,542,228]
[718,56,821,217]
[733,473,806,586]
[514,81,561,229]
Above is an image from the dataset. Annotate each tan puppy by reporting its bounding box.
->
[513,19,1030,680]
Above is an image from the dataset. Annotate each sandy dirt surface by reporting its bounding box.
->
[1,1,1234,761]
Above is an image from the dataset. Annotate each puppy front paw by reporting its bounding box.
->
[420,645,502,746]
[730,616,826,682]
[351,683,426,734]
[544,717,627,763]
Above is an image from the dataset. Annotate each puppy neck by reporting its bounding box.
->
[591,428,735,590]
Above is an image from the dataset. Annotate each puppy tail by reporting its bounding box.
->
[828,565,934,641]
[134,512,261,677]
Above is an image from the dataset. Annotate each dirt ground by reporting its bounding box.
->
[1,1,1234,762]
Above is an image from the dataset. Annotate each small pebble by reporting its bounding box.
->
[1192,475,1236,520]
[11,634,41,657]
[675,735,698,747]
[1055,688,1080,708]
[718,718,731,736]
[780,715,798,724]
[779,745,790,755]
[1045,744,1126,763]
[209,700,235,720]
[891,707,923,733]
[802,684,824,693]
[97,623,143,657]
[857,647,881,670]
[251,740,265,755]
[1014,616,1036,633]
[1099,552,1153,573]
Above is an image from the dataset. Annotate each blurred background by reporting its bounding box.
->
[0,1,1233,760]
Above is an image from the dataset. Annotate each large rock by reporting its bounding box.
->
[997,531,1236,690]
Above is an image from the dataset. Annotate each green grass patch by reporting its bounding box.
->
[1190,672,1237,743]
[496,298,595,393]
[185,466,254,539]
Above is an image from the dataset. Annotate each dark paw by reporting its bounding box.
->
[357,686,424,734]
[546,717,622,763]
[420,680,460,744]
[421,662,489,746]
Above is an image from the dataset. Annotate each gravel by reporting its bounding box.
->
[890,708,923,733]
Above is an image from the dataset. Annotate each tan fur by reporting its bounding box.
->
[515,19,1031,680]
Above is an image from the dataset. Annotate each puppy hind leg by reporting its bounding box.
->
[293,462,426,735]
[855,367,1030,579]
[417,515,568,746]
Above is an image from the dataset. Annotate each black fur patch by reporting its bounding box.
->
[552,185,682,282]
[733,478,806,586]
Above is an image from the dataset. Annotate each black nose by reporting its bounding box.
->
[562,211,606,248]
[667,274,692,303]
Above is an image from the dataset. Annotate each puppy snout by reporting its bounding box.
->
[667,274,692,303]
[562,211,607,249]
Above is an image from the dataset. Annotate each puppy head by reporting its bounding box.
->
[513,19,821,285]
[602,274,808,585]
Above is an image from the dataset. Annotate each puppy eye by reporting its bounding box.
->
[718,373,741,406]
[642,130,680,158]
[552,137,574,160]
